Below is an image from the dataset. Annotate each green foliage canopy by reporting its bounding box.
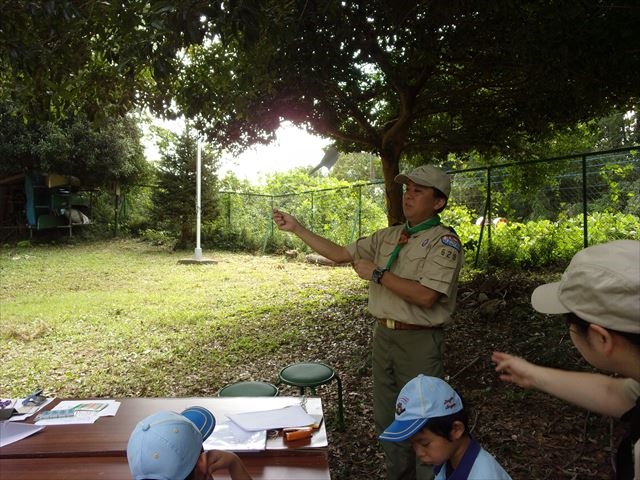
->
[2,1,639,225]
[0,1,216,121]
[0,103,151,187]
[174,1,640,224]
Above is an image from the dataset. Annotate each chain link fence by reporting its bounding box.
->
[104,147,638,268]
[211,147,639,267]
[217,183,389,252]
[454,147,639,266]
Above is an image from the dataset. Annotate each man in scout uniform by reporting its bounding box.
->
[273,164,464,479]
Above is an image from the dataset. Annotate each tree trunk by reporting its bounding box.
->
[380,152,404,226]
[177,223,193,250]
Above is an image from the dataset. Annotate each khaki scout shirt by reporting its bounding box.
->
[347,223,463,327]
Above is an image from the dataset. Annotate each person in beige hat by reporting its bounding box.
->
[273,164,463,480]
[492,239,640,480]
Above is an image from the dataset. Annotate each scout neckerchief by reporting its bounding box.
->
[384,215,441,270]
[433,436,481,480]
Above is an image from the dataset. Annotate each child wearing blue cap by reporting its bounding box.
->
[127,406,251,480]
[380,375,511,480]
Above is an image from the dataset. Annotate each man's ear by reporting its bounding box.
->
[450,420,466,441]
[588,324,614,355]
[434,196,446,211]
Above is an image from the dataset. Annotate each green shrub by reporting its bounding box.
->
[484,212,639,268]
[140,229,176,246]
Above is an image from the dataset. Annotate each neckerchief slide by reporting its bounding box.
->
[384,215,441,270]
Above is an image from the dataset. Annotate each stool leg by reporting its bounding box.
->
[334,374,345,431]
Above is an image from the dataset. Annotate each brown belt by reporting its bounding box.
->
[377,318,434,330]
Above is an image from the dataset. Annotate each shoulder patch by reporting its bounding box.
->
[440,235,461,252]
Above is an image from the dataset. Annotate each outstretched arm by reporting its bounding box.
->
[272,209,352,264]
[491,351,635,418]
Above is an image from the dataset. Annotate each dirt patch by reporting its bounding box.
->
[267,269,621,479]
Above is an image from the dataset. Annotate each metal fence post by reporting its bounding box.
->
[270,195,274,239]
[114,192,119,237]
[582,154,588,248]
[358,185,362,238]
[474,167,491,267]
[310,192,315,232]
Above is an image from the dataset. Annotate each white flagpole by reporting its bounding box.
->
[194,138,203,260]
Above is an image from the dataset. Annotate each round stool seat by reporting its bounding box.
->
[218,381,279,397]
[277,361,345,431]
[278,362,335,387]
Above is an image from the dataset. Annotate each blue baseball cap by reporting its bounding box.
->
[380,375,463,442]
[127,407,216,480]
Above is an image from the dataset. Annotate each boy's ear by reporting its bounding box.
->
[588,324,615,355]
[450,420,466,441]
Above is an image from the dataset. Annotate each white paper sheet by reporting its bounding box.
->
[0,421,45,447]
[203,421,267,451]
[226,405,316,432]
[34,399,120,425]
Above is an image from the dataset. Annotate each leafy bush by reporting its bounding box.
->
[484,212,639,268]
[139,229,176,246]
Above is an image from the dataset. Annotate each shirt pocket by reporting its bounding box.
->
[377,241,398,267]
[398,247,428,279]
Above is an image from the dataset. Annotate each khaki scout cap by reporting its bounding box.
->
[395,165,451,198]
[531,240,640,334]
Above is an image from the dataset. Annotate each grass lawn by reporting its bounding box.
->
[0,239,365,399]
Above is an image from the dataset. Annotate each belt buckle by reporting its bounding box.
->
[386,319,395,329]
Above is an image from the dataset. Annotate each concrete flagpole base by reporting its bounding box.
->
[177,248,217,265]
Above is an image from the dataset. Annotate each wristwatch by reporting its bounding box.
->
[372,267,387,284]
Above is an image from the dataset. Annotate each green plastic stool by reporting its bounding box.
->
[277,362,345,430]
[218,381,279,397]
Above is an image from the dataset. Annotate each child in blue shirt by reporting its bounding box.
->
[380,375,511,480]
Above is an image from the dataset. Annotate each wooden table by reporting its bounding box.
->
[0,397,331,480]
[0,453,331,480]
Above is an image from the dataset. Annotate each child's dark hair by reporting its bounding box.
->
[423,406,469,440]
